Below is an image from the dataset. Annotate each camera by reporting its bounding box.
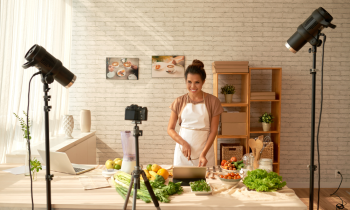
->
[125,104,148,121]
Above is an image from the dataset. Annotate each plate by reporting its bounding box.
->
[190,182,212,195]
[102,169,119,178]
[152,62,166,71]
[107,72,115,78]
[128,74,137,80]
[117,69,126,77]
[112,62,119,67]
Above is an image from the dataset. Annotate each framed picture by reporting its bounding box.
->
[151,56,185,78]
[106,57,139,80]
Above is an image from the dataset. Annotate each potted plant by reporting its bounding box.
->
[30,158,42,181]
[259,112,274,131]
[13,111,32,176]
[221,84,235,103]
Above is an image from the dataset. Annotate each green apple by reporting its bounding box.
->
[114,158,121,162]
[105,161,115,170]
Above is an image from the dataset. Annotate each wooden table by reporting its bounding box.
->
[0,164,307,210]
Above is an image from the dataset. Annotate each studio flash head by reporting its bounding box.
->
[22,44,76,88]
[285,7,336,53]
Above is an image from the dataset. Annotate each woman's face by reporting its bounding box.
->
[186,73,205,94]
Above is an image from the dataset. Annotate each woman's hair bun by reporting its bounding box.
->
[192,59,204,69]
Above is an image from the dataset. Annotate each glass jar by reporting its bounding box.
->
[258,158,273,172]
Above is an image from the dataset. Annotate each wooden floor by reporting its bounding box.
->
[293,188,350,210]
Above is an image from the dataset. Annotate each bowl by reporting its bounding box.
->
[217,172,242,186]
[220,166,238,173]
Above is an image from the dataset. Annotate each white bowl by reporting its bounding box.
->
[218,172,242,186]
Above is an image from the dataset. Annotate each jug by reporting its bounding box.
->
[120,131,136,174]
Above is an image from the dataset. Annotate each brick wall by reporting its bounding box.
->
[70,0,350,184]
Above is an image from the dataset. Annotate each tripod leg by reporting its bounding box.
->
[123,172,134,210]
[132,175,138,210]
[141,171,161,210]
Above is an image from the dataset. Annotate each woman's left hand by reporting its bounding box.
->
[198,155,208,167]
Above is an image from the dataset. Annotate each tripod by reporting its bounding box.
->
[123,121,160,210]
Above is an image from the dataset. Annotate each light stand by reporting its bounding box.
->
[123,121,160,210]
[22,44,77,210]
[308,32,321,210]
[285,8,336,210]
[43,76,54,210]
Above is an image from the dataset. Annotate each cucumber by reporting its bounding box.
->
[234,162,238,168]
[237,160,243,164]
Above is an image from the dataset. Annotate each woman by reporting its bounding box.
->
[168,60,223,167]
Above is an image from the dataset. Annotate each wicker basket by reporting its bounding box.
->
[260,142,274,160]
[221,145,243,162]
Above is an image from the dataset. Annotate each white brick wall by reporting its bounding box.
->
[70,0,350,184]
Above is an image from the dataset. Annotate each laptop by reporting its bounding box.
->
[172,166,206,186]
[37,150,95,175]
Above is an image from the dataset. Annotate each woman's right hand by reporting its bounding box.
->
[181,141,191,160]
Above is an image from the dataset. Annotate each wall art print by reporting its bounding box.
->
[106,57,139,80]
[151,56,185,78]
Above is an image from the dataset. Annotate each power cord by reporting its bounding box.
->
[26,71,41,210]
[330,172,346,210]
[316,33,326,210]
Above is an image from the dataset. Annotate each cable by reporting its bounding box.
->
[26,72,41,210]
[330,172,346,209]
[316,33,326,210]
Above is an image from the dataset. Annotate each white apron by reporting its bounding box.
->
[173,93,215,167]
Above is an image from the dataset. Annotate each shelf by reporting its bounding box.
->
[249,67,282,70]
[214,72,249,75]
[221,103,248,107]
[217,135,247,138]
[250,127,279,133]
[250,99,280,102]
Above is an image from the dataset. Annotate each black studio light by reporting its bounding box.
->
[285,7,336,53]
[285,7,336,210]
[23,44,76,87]
[22,44,76,210]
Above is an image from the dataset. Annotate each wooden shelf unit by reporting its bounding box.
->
[213,67,282,174]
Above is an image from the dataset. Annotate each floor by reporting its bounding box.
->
[293,188,350,210]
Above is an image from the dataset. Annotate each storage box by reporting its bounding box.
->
[221,144,243,162]
[222,123,246,135]
[221,112,246,123]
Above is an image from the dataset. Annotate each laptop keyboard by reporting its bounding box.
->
[73,167,85,173]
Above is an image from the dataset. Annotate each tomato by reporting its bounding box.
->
[224,175,228,179]
[230,173,235,177]
[230,157,237,162]
[228,176,232,179]
[236,175,241,179]
[220,175,224,178]
[221,160,227,166]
